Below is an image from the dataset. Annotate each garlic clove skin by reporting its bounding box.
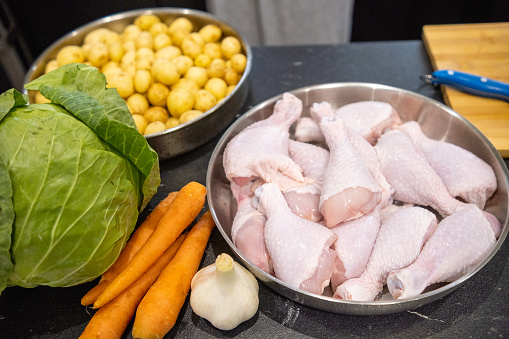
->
[190,253,259,331]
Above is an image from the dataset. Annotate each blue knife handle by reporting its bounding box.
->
[429,69,509,102]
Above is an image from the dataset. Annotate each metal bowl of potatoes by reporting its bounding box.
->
[206,82,509,315]
[24,8,252,160]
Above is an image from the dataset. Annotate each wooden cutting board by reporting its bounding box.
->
[422,22,509,157]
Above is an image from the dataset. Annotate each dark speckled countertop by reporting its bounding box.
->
[1,40,508,339]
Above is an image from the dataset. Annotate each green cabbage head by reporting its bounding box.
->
[0,64,160,294]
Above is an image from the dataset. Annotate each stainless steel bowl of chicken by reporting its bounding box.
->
[206,82,509,315]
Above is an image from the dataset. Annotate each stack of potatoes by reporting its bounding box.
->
[38,14,247,136]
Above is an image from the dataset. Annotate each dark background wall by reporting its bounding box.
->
[1,0,508,92]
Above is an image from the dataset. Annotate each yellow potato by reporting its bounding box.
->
[226,85,236,96]
[144,106,169,122]
[134,14,161,31]
[194,89,217,112]
[185,66,209,88]
[203,42,222,60]
[101,61,121,73]
[123,41,136,52]
[169,28,189,47]
[199,24,222,43]
[45,59,59,74]
[206,58,225,78]
[230,53,247,73]
[155,45,182,61]
[168,17,193,35]
[151,59,180,86]
[171,55,193,75]
[221,36,241,59]
[224,67,240,86]
[122,25,141,42]
[165,116,180,129]
[126,93,149,114]
[84,28,120,45]
[171,78,200,95]
[108,41,125,62]
[135,31,153,50]
[135,47,155,70]
[167,88,194,118]
[149,22,168,37]
[88,43,109,67]
[107,71,134,98]
[121,50,136,67]
[147,83,170,107]
[179,110,203,124]
[181,41,201,59]
[144,121,167,135]
[204,77,227,100]
[56,45,85,66]
[194,53,211,68]
[134,69,153,93]
[153,33,172,51]
[132,114,149,134]
[35,91,51,104]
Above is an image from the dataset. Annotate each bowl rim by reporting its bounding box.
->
[206,81,509,314]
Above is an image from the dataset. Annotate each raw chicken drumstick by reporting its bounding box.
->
[387,204,500,299]
[319,116,382,227]
[375,129,467,217]
[223,92,304,191]
[255,183,337,295]
[334,206,438,301]
[230,181,273,274]
[398,121,497,209]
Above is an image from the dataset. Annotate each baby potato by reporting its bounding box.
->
[107,71,134,98]
[123,41,136,52]
[88,43,109,68]
[135,47,155,70]
[35,91,51,104]
[167,88,194,118]
[204,77,227,100]
[199,24,222,43]
[149,22,168,37]
[134,14,161,31]
[194,53,211,68]
[202,42,222,60]
[134,69,153,93]
[181,41,202,59]
[206,58,225,78]
[45,59,59,73]
[144,121,167,135]
[169,28,189,47]
[226,84,236,96]
[121,50,136,67]
[153,33,172,51]
[194,89,217,112]
[144,106,169,122]
[224,67,240,86]
[136,31,153,50]
[151,59,180,86]
[230,53,247,73]
[132,114,149,134]
[147,83,170,107]
[185,66,209,88]
[171,78,200,95]
[108,41,125,62]
[126,93,149,115]
[155,45,182,61]
[165,116,180,129]
[221,36,241,59]
[56,45,85,66]
[168,17,193,35]
[171,55,193,75]
[84,28,111,45]
[179,110,203,124]
[122,24,141,42]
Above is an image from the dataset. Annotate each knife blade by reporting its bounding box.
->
[422,69,509,102]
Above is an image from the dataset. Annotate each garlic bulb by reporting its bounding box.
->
[190,253,259,330]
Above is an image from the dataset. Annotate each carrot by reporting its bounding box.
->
[81,192,178,306]
[131,210,216,339]
[79,234,186,339]
[93,182,207,309]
